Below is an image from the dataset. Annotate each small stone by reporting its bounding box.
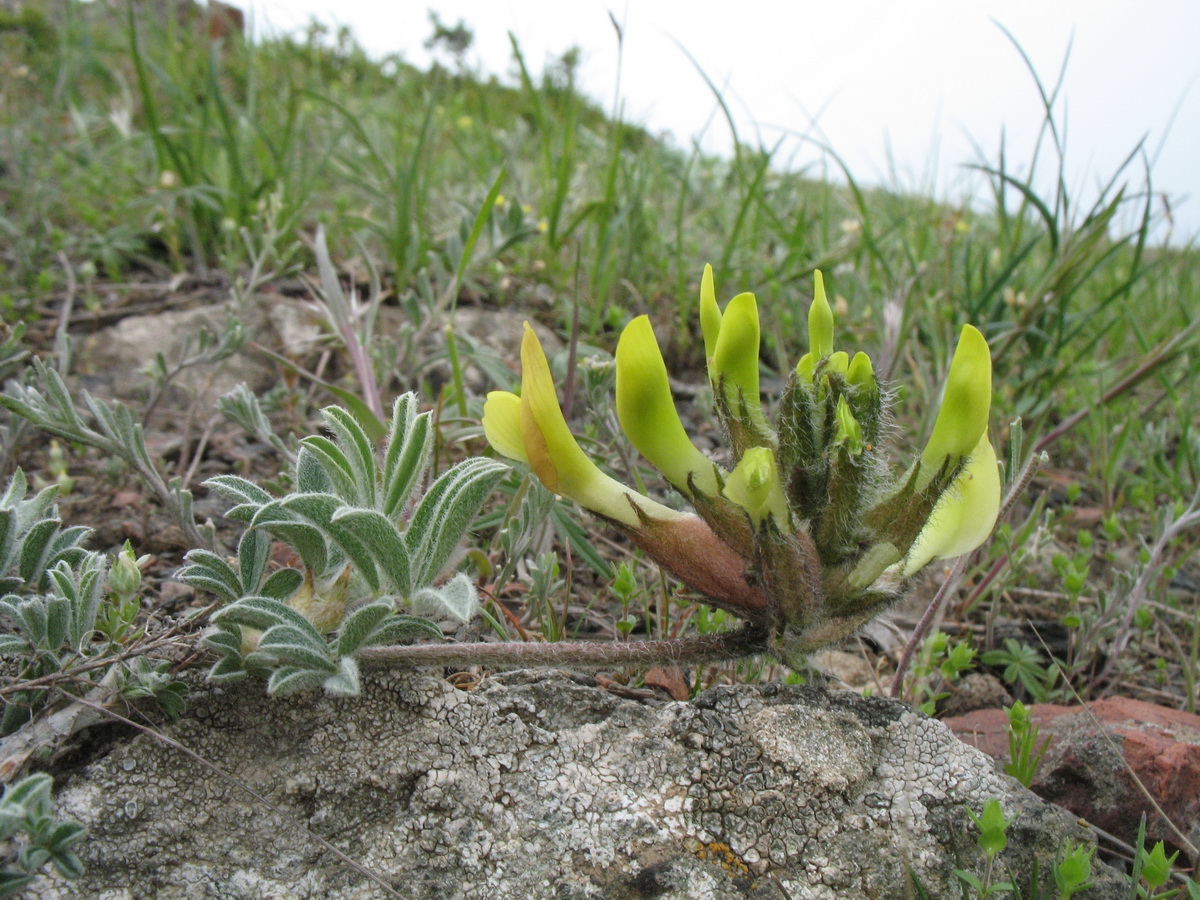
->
[946,696,1200,852]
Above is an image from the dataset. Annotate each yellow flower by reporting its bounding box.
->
[615,316,721,497]
[904,432,1000,574]
[483,323,766,614]
[483,325,680,528]
[919,324,992,483]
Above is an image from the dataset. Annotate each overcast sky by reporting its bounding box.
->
[248,1,1200,242]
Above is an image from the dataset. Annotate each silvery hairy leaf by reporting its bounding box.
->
[411,572,478,623]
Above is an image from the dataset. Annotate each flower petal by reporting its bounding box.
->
[517,323,681,527]
[920,324,993,480]
[616,316,721,496]
[482,391,527,462]
[903,433,1000,574]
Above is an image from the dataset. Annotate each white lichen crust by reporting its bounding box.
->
[33,671,1123,899]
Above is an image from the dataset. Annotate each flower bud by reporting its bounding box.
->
[795,353,816,384]
[833,396,863,455]
[846,351,875,391]
[109,541,145,604]
[699,264,721,361]
[723,447,789,528]
[809,270,834,359]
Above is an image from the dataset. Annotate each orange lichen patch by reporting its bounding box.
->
[686,838,750,877]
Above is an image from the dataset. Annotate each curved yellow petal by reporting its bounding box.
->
[616,316,721,496]
[518,324,681,527]
[903,434,1000,575]
[482,391,527,462]
[699,264,721,361]
[920,325,993,481]
[809,270,834,359]
[711,291,762,410]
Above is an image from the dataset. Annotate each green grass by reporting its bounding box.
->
[1,2,1198,711]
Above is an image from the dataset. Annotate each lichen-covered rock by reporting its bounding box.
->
[35,671,1124,899]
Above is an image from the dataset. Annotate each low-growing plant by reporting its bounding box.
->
[956,798,1014,897]
[0,362,211,549]
[0,477,188,734]
[0,773,86,896]
[903,630,977,716]
[982,638,1061,703]
[1004,700,1051,788]
[459,266,1003,670]
[178,393,507,695]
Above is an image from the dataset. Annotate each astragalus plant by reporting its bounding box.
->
[479,266,999,668]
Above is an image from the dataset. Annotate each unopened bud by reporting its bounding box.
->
[724,447,788,528]
[809,270,834,359]
[833,396,863,455]
[109,541,147,603]
[699,264,721,360]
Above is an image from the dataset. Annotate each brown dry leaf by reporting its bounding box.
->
[644,665,690,701]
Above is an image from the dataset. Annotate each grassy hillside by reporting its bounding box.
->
[0,2,1198,715]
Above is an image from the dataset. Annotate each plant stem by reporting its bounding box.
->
[358,625,769,671]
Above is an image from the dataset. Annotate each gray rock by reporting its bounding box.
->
[76,301,276,410]
[35,671,1125,899]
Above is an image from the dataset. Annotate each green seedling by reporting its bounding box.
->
[1004,700,1051,787]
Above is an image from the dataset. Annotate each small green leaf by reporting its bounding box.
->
[1140,840,1177,889]
[0,634,29,655]
[381,394,432,519]
[953,869,983,891]
[968,798,1009,857]
[295,446,333,494]
[329,507,411,595]
[249,502,330,577]
[405,457,506,586]
[213,596,316,633]
[18,518,59,586]
[267,666,332,696]
[321,656,361,696]
[336,602,393,657]
[321,406,378,508]
[237,528,271,596]
[412,572,478,622]
[369,615,444,646]
[298,436,358,502]
[178,549,242,602]
[208,655,249,682]
[257,624,336,672]
[203,474,273,508]
[260,568,303,601]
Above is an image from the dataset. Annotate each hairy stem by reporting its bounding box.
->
[358,625,770,670]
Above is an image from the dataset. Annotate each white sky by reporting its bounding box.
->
[248,1,1200,243]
